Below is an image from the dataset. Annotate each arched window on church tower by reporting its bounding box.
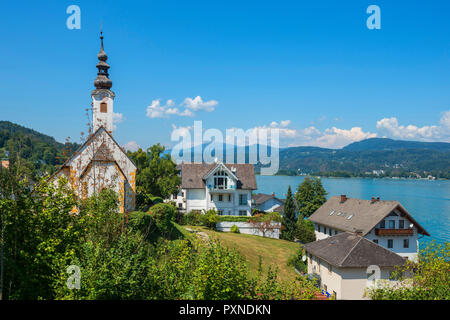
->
[100,102,107,113]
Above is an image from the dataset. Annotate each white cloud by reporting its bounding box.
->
[123,141,140,152]
[376,111,450,141]
[113,112,125,130]
[182,96,218,112]
[246,120,376,148]
[146,96,218,118]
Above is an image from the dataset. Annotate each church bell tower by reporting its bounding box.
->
[91,31,115,135]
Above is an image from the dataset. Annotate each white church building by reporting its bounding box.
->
[51,33,137,213]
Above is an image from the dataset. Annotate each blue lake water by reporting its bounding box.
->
[255,176,450,245]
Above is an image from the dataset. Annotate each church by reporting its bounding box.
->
[51,33,137,212]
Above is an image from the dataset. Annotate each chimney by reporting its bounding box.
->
[371,197,375,203]
[376,197,380,201]
[272,192,275,197]
[340,195,347,203]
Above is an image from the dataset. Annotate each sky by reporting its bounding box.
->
[0,0,449,150]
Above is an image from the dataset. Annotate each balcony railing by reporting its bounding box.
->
[375,228,414,236]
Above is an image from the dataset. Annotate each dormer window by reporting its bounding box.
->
[100,102,107,113]
[213,169,229,189]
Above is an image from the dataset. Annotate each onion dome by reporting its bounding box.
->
[94,32,112,90]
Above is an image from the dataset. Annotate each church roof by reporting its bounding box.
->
[49,126,136,181]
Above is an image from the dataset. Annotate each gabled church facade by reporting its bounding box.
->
[51,33,137,212]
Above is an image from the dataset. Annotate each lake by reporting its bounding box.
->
[255,175,450,245]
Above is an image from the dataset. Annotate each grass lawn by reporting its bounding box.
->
[184,226,301,282]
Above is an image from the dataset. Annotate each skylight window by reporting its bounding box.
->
[347,214,354,220]
[329,210,335,216]
[337,212,343,216]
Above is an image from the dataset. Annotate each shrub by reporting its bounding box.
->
[230,224,240,233]
[294,217,316,244]
[201,209,219,230]
[287,248,308,273]
[180,210,203,226]
[148,203,176,235]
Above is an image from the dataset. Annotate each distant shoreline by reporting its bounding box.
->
[256,174,448,181]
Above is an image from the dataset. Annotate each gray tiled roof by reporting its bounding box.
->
[304,232,406,268]
[252,193,283,206]
[308,196,429,236]
[180,163,257,190]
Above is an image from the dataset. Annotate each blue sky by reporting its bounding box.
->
[0,0,449,150]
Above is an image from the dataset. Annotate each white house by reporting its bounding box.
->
[50,33,137,213]
[304,232,407,300]
[170,161,257,216]
[308,195,430,261]
[252,193,284,213]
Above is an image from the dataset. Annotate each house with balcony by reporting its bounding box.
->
[308,195,430,261]
[169,161,257,216]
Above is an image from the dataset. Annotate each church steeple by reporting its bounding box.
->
[94,31,112,90]
[91,31,115,135]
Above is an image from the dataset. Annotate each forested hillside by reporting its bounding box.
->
[0,121,80,176]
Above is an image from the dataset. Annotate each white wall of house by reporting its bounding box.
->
[307,254,396,300]
[216,221,281,238]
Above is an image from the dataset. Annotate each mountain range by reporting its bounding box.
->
[1,121,449,179]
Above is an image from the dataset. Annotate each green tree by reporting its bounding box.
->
[294,218,316,243]
[295,177,327,218]
[127,144,181,201]
[368,241,450,300]
[281,186,297,241]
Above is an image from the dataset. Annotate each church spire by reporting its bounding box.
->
[94,31,112,90]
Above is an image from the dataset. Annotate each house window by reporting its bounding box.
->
[228,194,232,202]
[239,194,247,206]
[218,210,223,215]
[379,220,385,229]
[389,220,395,229]
[213,169,229,189]
[388,239,393,248]
[324,227,327,234]
[218,194,223,202]
[100,102,107,113]
[403,239,409,248]
[399,220,404,229]
[178,203,182,209]
[210,194,213,201]
[317,225,321,232]
[373,239,378,244]
[239,210,247,216]
[328,228,332,236]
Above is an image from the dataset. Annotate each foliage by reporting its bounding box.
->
[135,193,164,211]
[179,210,203,226]
[201,209,219,230]
[0,120,79,177]
[147,203,176,236]
[127,144,181,199]
[294,217,316,244]
[281,186,297,241]
[230,225,240,233]
[287,248,308,274]
[368,241,450,300]
[295,177,327,218]
[0,172,82,299]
